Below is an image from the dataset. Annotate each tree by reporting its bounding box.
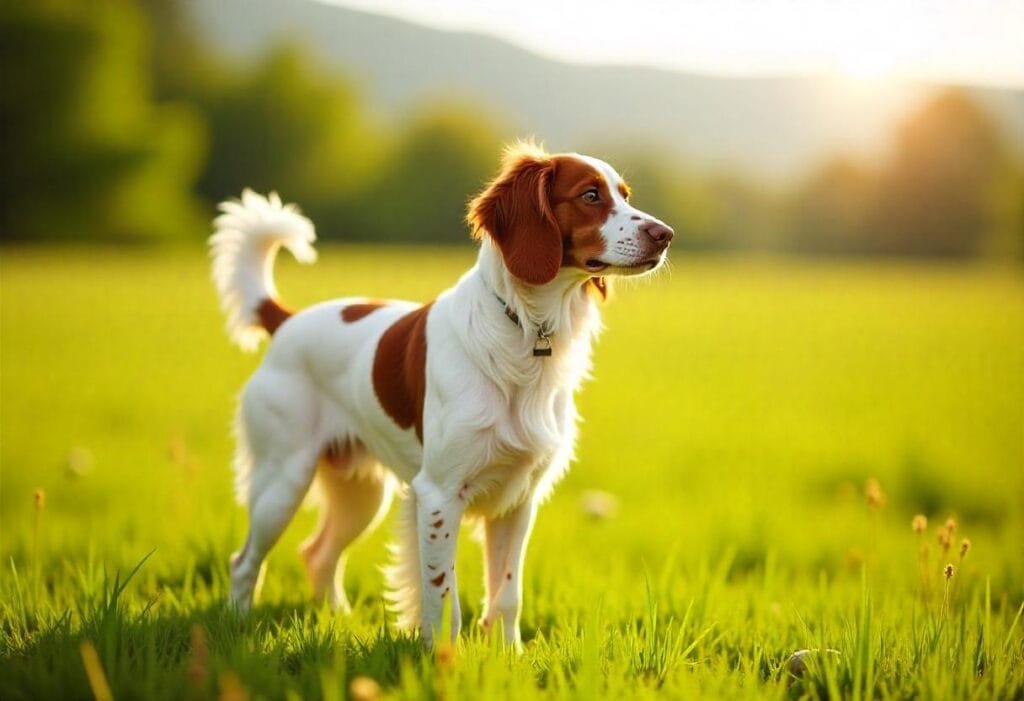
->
[186,46,382,239]
[790,157,876,254]
[867,89,1009,257]
[0,0,204,242]
[353,108,504,243]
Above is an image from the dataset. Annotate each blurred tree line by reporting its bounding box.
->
[790,92,1024,258]
[3,0,1022,259]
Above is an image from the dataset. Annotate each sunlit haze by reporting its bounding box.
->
[325,0,1024,87]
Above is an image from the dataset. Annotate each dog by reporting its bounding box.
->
[210,142,673,646]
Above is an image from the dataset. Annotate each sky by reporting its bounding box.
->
[325,0,1024,88]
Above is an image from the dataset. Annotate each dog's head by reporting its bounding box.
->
[467,142,673,286]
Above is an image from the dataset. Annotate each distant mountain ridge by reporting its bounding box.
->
[189,0,1024,177]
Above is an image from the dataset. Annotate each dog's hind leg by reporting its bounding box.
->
[230,450,320,611]
[300,441,393,612]
[229,374,321,612]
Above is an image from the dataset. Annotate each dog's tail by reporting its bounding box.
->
[209,189,317,351]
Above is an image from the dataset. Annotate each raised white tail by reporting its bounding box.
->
[209,189,317,351]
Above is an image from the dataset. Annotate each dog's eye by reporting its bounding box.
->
[581,189,600,204]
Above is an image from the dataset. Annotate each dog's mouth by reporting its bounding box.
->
[585,255,663,274]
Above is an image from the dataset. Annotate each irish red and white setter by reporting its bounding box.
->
[210,142,673,647]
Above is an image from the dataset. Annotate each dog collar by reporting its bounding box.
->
[492,292,553,357]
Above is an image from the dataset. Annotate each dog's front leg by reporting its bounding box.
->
[481,497,537,648]
[411,472,465,647]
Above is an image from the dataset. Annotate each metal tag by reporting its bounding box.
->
[533,332,552,357]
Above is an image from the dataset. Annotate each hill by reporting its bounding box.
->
[188,0,1024,177]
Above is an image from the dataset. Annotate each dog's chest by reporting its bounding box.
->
[464,381,574,517]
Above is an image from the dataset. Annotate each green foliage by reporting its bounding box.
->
[187,46,382,231]
[4,1,1022,258]
[353,108,505,243]
[869,90,1012,257]
[988,164,1024,260]
[0,0,205,242]
[791,157,876,254]
[1,248,1022,698]
[791,90,1024,258]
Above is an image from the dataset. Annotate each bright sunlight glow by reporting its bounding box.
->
[324,0,1024,88]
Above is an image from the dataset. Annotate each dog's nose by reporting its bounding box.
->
[642,221,674,244]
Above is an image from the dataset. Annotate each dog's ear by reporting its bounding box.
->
[467,146,562,285]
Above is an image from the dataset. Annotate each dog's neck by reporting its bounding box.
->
[441,239,602,426]
[476,239,597,344]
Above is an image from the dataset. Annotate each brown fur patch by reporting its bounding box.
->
[585,277,611,300]
[372,304,432,442]
[466,148,623,282]
[341,302,386,323]
[562,228,606,268]
[323,441,349,470]
[256,297,292,335]
[466,147,561,285]
[550,156,615,272]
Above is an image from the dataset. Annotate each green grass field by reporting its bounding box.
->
[1,246,1022,700]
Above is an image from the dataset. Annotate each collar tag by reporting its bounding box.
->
[533,330,552,357]
[491,289,555,358]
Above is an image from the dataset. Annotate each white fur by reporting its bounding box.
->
[578,154,674,274]
[210,189,317,351]
[211,155,669,647]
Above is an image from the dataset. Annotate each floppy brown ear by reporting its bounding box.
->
[467,150,562,285]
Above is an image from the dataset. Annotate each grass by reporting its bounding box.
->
[1,245,1022,699]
